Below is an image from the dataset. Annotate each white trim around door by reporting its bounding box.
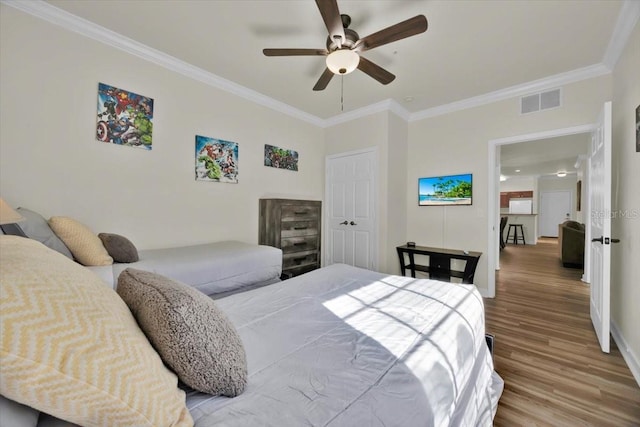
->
[486,124,595,298]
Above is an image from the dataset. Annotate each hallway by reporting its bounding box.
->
[485,238,640,426]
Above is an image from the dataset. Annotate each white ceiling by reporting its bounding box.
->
[500,133,590,180]
[39,0,626,121]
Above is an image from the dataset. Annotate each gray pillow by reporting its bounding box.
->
[98,233,139,263]
[15,208,73,259]
[0,395,39,427]
[117,268,247,397]
[36,414,81,427]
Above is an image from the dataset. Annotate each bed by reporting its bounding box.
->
[2,207,283,297]
[186,263,503,426]
[87,240,283,296]
[1,233,502,426]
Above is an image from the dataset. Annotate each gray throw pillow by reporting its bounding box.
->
[0,395,40,427]
[117,268,248,397]
[15,208,73,259]
[98,233,139,263]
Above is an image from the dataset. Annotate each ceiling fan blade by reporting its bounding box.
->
[356,15,428,52]
[263,48,327,57]
[313,68,334,91]
[315,0,345,48]
[357,56,396,85]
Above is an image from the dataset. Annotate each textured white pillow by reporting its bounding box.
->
[48,216,113,266]
[0,236,192,426]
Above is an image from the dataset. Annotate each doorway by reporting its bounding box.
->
[487,124,593,297]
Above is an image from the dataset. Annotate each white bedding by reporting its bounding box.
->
[187,264,503,426]
[87,240,282,295]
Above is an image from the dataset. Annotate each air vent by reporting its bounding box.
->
[520,88,561,114]
[521,94,540,114]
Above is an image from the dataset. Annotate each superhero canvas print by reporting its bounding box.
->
[264,144,298,171]
[96,83,154,150]
[195,135,239,183]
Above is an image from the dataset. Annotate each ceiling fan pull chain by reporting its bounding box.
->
[341,75,344,111]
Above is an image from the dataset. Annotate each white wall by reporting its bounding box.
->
[610,21,640,384]
[324,111,407,274]
[500,176,535,193]
[386,113,409,274]
[0,5,324,249]
[406,74,612,294]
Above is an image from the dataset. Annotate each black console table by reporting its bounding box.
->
[396,245,482,284]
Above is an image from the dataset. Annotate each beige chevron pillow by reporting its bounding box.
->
[0,236,193,427]
[48,216,113,266]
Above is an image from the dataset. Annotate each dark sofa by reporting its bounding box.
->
[558,220,585,268]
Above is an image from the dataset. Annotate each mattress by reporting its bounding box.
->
[88,240,283,295]
[187,263,504,426]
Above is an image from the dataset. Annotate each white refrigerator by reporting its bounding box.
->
[509,199,532,214]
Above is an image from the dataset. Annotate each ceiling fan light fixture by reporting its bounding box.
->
[326,49,359,75]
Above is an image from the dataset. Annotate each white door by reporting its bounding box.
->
[539,191,572,237]
[589,101,612,353]
[325,149,377,270]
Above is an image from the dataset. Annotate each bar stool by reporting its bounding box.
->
[499,216,508,250]
[507,224,526,245]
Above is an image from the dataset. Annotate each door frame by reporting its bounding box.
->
[324,147,379,270]
[487,124,594,297]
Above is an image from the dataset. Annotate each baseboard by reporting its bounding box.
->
[611,320,640,387]
[479,288,493,298]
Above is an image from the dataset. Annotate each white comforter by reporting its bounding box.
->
[187,264,503,426]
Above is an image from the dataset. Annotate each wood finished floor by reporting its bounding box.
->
[485,238,640,426]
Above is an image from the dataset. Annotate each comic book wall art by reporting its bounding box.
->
[96,83,154,150]
[195,135,239,184]
[264,144,298,171]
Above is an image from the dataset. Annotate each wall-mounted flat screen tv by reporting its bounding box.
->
[418,173,473,206]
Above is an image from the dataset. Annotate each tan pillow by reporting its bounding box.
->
[117,268,248,396]
[48,216,113,266]
[0,236,193,427]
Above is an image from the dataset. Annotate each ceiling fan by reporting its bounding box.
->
[263,0,428,91]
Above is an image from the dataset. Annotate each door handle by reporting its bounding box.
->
[339,221,348,225]
[592,236,621,244]
[350,221,357,226]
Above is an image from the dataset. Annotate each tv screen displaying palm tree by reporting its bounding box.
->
[418,173,473,206]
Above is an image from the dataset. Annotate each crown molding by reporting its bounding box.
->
[603,0,640,70]
[1,0,325,128]
[322,99,410,127]
[409,63,610,122]
[3,0,634,129]
[387,99,412,122]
